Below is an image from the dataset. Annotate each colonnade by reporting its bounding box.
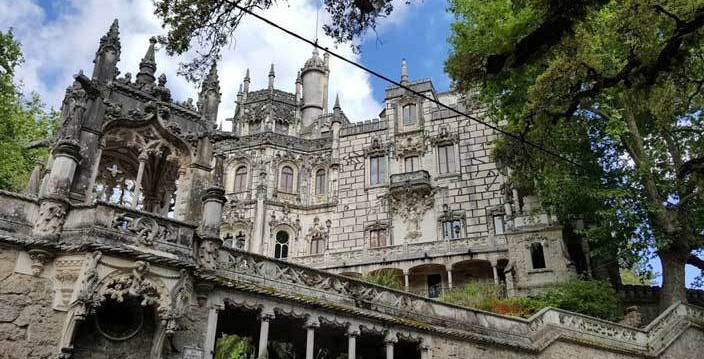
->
[206,305,430,359]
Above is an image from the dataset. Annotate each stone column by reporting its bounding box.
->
[447,269,453,290]
[384,331,397,359]
[251,180,267,255]
[304,317,319,359]
[204,305,222,359]
[258,309,275,359]
[419,340,430,359]
[33,140,82,240]
[84,143,103,202]
[403,270,410,292]
[346,325,360,359]
[491,260,500,285]
[131,152,148,208]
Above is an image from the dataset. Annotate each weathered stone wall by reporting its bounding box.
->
[0,246,65,359]
[164,302,209,359]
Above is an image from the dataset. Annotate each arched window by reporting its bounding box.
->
[310,235,325,255]
[530,242,546,269]
[280,166,294,192]
[402,104,417,124]
[274,231,289,259]
[315,169,326,195]
[234,166,248,192]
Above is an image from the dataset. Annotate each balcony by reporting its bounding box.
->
[389,170,432,197]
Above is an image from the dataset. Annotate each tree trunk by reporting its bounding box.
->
[659,247,689,309]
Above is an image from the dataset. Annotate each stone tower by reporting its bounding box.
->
[300,48,329,128]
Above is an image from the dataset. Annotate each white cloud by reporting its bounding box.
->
[0,0,408,126]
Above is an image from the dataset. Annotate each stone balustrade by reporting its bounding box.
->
[389,170,432,194]
[213,246,704,356]
[293,236,498,269]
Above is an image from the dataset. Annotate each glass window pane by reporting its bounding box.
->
[379,156,386,182]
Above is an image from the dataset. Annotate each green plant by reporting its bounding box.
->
[527,279,621,321]
[214,334,253,359]
[439,282,502,311]
[361,269,402,290]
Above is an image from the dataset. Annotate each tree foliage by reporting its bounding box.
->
[361,269,403,289]
[0,30,56,192]
[153,0,408,82]
[446,0,704,305]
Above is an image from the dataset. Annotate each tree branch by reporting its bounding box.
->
[688,254,704,271]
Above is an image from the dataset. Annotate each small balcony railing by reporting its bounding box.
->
[389,170,432,195]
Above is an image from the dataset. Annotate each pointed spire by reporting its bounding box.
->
[268,64,275,90]
[296,70,302,84]
[236,83,243,104]
[401,58,409,85]
[136,37,158,85]
[199,61,221,123]
[333,94,341,110]
[92,19,121,81]
[96,19,121,56]
[242,68,250,100]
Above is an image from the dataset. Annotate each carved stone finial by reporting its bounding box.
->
[136,37,158,85]
[96,19,121,57]
[401,58,409,85]
[28,249,54,276]
[268,64,275,90]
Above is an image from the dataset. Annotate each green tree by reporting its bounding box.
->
[446,0,704,306]
[153,0,408,81]
[0,30,56,192]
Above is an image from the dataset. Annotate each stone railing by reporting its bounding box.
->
[292,236,495,269]
[0,190,39,235]
[214,246,704,355]
[62,201,197,260]
[389,170,432,192]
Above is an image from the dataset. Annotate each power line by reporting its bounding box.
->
[233,3,586,170]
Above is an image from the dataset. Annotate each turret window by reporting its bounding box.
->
[315,169,326,195]
[275,231,289,259]
[280,166,294,192]
[369,155,386,185]
[530,242,546,269]
[234,166,248,192]
[438,145,455,174]
[402,104,417,124]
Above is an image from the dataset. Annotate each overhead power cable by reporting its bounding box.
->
[232,3,586,169]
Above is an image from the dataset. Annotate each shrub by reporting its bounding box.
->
[215,334,254,359]
[361,269,403,289]
[438,279,621,321]
[527,278,621,321]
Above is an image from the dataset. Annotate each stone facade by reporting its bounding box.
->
[0,20,702,359]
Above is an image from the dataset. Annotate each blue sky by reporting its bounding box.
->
[1,0,699,287]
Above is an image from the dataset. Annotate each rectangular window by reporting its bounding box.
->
[404,156,418,172]
[438,145,455,174]
[403,104,417,124]
[370,155,386,185]
[442,220,463,239]
[369,229,387,248]
[493,215,505,235]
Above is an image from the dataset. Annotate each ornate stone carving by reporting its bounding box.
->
[198,238,220,271]
[558,312,638,341]
[112,212,177,245]
[387,187,435,239]
[96,261,170,317]
[28,249,54,276]
[34,201,67,238]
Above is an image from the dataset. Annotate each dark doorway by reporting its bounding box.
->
[396,340,421,359]
[427,274,442,298]
[357,332,385,359]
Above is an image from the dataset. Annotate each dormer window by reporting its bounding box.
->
[402,104,417,124]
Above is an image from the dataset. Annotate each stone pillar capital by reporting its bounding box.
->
[259,308,275,322]
[346,325,360,337]
[304,317,320,329]
[384,331,398,344]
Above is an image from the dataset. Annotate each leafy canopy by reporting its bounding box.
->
[446,0,704,301]
[0,30,56,192]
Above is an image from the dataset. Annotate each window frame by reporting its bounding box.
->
[233,166,248,193]
[442,219,463,239]
[279,166,295,193]
[402,103,417,125]
[274,231,290,259]
[530,242,546,269]
[314,169,326,195]
[369,155,386,185]
[369,228,387,248]
[437,144,455,175]
[310,235,325,255]
[404,156,419,172]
